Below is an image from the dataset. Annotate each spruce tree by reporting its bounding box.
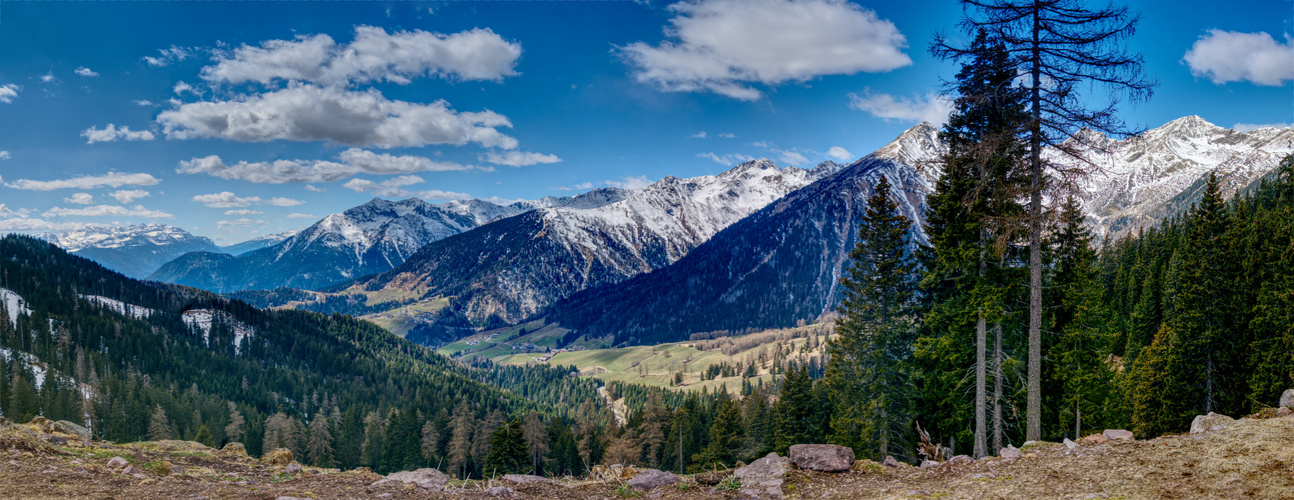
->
[148,405,172,441]
[307,414,335,467]
[935,0,1155,441]
[824,174,920,460]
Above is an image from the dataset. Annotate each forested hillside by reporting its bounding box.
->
[0,235,604,476]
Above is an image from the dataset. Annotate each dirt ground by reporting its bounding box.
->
[0,413,1290,500]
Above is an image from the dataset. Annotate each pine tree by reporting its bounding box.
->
[421,419,441,463]
[225,402,246,445]
[307,413,335,467]
[194,424,215,447]
[521,411,549,475]
[148,405,172,441]
[483,419,528,476]
[360,411,387,468]
[824,175,920,459]
[935,0,1155,441]
[447,404,474,478]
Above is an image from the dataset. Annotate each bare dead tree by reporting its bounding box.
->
[933,0,1155,441]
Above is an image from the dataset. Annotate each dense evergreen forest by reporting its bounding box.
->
[0,235,608,477]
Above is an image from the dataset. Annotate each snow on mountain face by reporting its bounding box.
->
[1059,116,1294,238]
[372,158,845,329]
[0,288,31,327]
[221,230,300,256]
[40,223,222,278]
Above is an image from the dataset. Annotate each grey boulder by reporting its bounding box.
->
[1190,412,1236,434]
[372,468,448,490]
[626,468,681,491]
[735,452,791,498]
[789,444,855,472]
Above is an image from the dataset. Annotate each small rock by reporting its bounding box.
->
[946,455,974,467]
[881,455,901,467]
[1190,412,1235,434]
[906,490,931,496]
[999,446,1022,459]
[485,486,515,497]
[218,442,248,458]
[1063,438,1078,450]
[1103,429,1134,441]
[919,460,939,468]
[106,457,128,469]
[1280,389,1294,409]
[735,453,790,498]
[261,448,293,466]
[789,444,855,472]
[171,464,186,475]
[501,474,554,484]
[1278,407,1293,417]
[275,497,305,500]
[372,468,448,490]
[626,468,682,491]
[285,462,302,474]
[123,466,140,475]
[376,495,392,499]
[1080,434,1108,445]
[969,473,996,480]
[43,435,66,445]
[53,421,91,441]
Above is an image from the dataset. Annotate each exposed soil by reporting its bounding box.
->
[0,413,1290,500]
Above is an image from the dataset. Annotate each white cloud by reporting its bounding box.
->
[551,182,597,191]
[719,132,736,139]
[479,150,561,167]
[605,175,653,190]
[341,175,470,200]
[621,0,910,100]
[698,152,756,165]
[691,131,708,138]
[848,90,953,127]
[267,197,304,207]
[0,218,102,232]
[157,85,517,149]
[173,81,195,95]
[82,124,157,144]
[178,147,480,184]
[304,184,325,192]
[342,175,427,197]
[109,189,150,204]
[65,193,94,205]
[0,204,20,217]
[285,213,316,219]
[42,205,173,219]
[201,26,521,86]
[0,151,9,160]
[75,67,99,77]
[1233,122,1294,132]
[826,146,853,162]
[192,192,262,208]
[133,100,154,107]
[751,141,808,166]
[6,172,159,191]
[217,218,265,229]
[0,84,18,103]
[143,45,193,67]
[40,73,57,83]
[1183,30,1294,86]
[224,209,263,216]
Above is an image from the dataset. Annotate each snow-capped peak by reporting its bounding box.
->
[44,223,214,252]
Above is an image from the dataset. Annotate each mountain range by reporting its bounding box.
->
[147,190,627,292]
[38,224,294,279]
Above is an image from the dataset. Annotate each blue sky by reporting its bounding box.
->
[0,0,1289,243]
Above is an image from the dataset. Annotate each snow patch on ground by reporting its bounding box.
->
[0,288,31,328]
[79,295,154,319]
[0,348,47,389]
[182,309,255,354]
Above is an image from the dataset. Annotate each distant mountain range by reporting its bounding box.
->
[545,116,1294,344]
[38,224,294,279]
[147,190,628,292]
[348,158,845,337]
[59,116,1292,347]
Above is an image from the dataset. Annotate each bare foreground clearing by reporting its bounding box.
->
[0,412,1289,500]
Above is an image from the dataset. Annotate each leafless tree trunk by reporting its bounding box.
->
[993,322,1004,451]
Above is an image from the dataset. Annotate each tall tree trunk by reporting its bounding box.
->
[993,322,1003,451]
[974,232,988,458]
[1026,2,1044,443]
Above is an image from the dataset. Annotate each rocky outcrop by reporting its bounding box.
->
[1103,429,1135,441]
[372,468,448,490]
[1280,389,1294,408]
[626,469,682,491]
[1191,412,1236,434]
[734,452,791,498]
[789,444,856,472]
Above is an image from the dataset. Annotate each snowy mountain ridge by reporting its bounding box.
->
[1059,116,1294,237]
